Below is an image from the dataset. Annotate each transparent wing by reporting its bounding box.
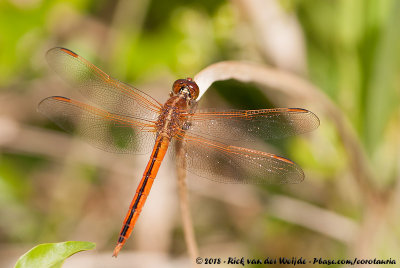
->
[38,96,157,154]
[175,132,304,184]
[183,108,319,142]
[46,47,162,121]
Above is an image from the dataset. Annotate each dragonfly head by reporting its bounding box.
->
[172,78,199,100]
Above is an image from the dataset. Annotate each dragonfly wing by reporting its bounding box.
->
[183,108,319,142]
[38,96,157,154]
[175,132,304,184]
[46,47,162,121]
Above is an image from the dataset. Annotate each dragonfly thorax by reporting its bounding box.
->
[155,95,191,138]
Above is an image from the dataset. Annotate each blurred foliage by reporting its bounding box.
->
[0,0,400,266]
[295,0,400,190]
[0,0,232,86]
[297,0,400,155]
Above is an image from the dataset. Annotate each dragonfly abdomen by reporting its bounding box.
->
[112,135,169,257]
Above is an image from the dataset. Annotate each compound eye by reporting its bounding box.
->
[172,79,186,94]
[186,80,199,100]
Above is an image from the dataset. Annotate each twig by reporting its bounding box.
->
[267,194,358,244]
[194,61,378,204]
[175,140,199,262]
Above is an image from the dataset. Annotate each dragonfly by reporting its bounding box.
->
[38,47,319,257]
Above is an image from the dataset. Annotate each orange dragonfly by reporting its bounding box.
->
[38,47,319,257]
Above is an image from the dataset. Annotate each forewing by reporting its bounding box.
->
[46,47,162,121]
[184,108,319,142]
[38,96,156,154]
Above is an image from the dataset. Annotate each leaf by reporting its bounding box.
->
[14,241,95,268]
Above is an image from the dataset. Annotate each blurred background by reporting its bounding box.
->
[1,0,400,267]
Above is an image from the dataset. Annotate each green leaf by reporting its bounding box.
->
[14,241,95,268]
